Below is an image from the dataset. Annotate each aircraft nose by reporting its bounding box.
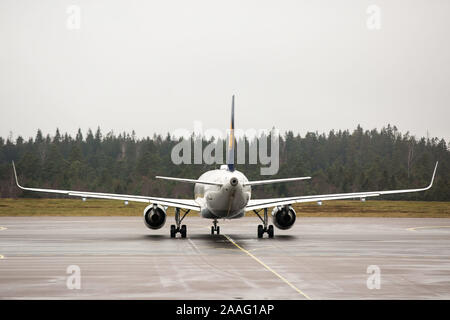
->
[230,177,238,187]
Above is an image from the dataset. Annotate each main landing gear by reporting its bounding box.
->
[253,208,274,238]
[170,208,190,238]
[211,219,220,235]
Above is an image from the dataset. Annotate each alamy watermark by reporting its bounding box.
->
[66,5,81,30]
[170,122,280,175]
[366,265,381,289]
[66,265,81,290]
[366,5,382,30]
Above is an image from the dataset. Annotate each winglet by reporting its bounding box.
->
[12,161,23,189]
[427,161,438,189]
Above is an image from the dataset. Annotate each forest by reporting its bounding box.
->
[0,124,448,201]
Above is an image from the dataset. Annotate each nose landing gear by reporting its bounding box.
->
[254,208,274,238]
[211,219,220,235]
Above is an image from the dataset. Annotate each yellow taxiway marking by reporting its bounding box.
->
[223,234,312,300]
[407,226,450,232]
[0,226,7,231]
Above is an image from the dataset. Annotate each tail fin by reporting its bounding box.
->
[227,95,235,171]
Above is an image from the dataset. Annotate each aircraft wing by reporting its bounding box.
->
[12,162,200,211]
[245,162,438,211]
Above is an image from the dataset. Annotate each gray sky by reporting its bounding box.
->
[1,0,449,142]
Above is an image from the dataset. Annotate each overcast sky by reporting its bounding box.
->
[1,0,449,142]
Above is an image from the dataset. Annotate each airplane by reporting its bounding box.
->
[12,96,438,238]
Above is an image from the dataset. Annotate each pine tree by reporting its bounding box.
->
[0,125,448,200]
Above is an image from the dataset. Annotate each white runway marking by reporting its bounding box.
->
[188,238,202,254]
[406,226,450,231]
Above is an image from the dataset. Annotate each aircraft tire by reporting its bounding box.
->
[268,225,274,238]
[257,225,263,238]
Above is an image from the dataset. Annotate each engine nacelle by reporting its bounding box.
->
[271,205,296,230]
[143,204,167,229]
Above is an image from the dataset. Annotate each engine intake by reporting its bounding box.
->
[143,204,167,229]
[271,205,296,230]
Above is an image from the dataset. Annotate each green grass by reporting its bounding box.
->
[292,200,450,218]
[0,199,148,217]
[0,198,449,218]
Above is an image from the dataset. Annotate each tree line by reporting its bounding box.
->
[0,125,448,201]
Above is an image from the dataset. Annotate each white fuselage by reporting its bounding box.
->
[194,166,251,219]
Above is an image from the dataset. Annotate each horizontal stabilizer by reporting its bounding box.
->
[155,176,223,186]
[243,176,311,187]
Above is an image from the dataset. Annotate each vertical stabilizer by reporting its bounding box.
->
[227,95,235,171]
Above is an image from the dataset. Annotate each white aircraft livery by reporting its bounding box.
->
[12,96,438,238]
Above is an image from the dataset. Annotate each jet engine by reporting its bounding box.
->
[143,204,167,229]
[271,205,296,230]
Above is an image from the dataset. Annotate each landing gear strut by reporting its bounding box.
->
[170,208,190,238]
[211,219,220,235]
[254,208,274,238]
